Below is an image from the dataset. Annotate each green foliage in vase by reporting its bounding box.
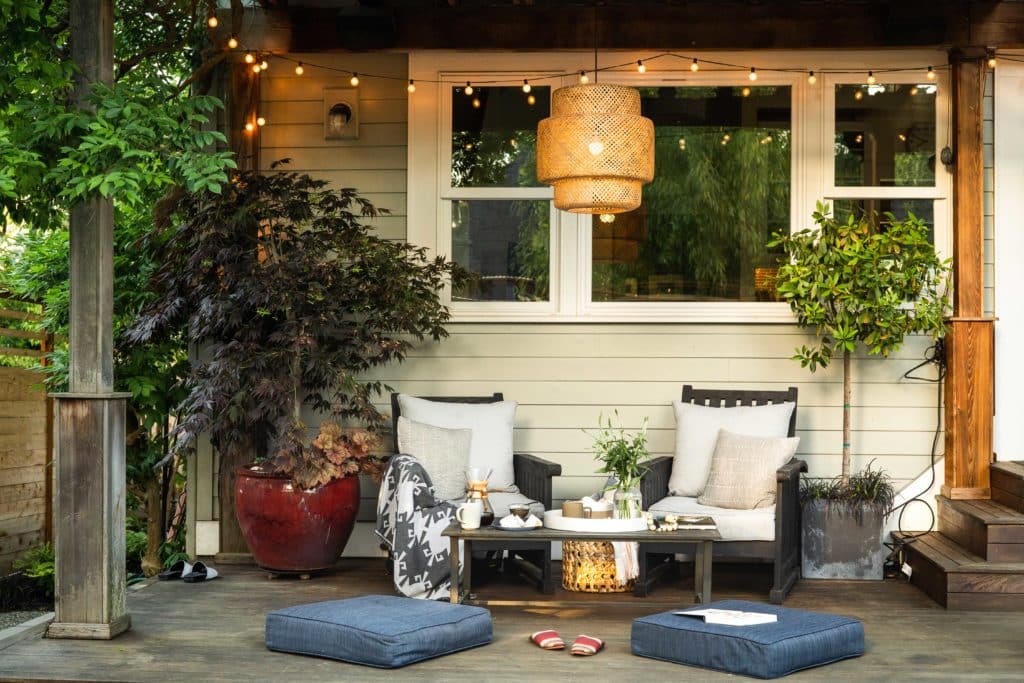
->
[126,164,462,489]
[589,412,650,491]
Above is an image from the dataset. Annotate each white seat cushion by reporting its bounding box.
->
[669,400,796,497]
[397,395,518,492]
[649,496,776,542]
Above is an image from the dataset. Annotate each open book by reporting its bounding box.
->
[673,608,778,626]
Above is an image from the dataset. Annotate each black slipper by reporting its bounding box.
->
[182,561,220,583]
[157,559,193,581]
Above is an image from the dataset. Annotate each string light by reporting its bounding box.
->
[294,62,304,75]
[854,90,864,101]
[599,213,615,223]
[637,60,646,73]
[527,94,536,105]
[207,15,218,28]
[464,81,473,95]
[988,53,998,69]
[227,35,238,49]
[579,71,589,84]
[749,67,758,81]
[251,64,261,74]
[244,52,255,64]
[244,122,254,132]
[741,87,751,97]
[927,66,936,80]
[807,71,817,85]
[522,79,531,93]
[472,97,481,109]
[257,116,266,127]
[690,58,699,72]
[350,73,360,86]
[260,59,269,71]
[407,79,416,93]
[867,71,876,85]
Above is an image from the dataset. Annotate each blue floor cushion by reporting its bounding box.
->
[631,599,864,679]
[266,595,492,668]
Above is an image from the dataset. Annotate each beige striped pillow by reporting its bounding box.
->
[697,430,801,510]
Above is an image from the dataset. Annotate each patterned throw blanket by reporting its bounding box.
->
[375,454,461,600]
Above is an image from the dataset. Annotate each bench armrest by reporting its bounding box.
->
[514,452,561,509]
[640,455,673,510]
[776,458,808,483]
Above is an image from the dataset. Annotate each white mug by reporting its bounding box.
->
[456,499,483,530]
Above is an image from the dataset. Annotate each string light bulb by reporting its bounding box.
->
[749,67,758,81]
[741,87,751,97]
[988,53,998,69]
[854,90,864,101]
[464,81,473,95]
[227,35,238,49]
[522,79,531,93]
[207,14,218,28]
[407,79,416,93]
[599,213,615,223]
[637,60,646,74]
[691,58,699,72]
[256,116,266,127]
[244,52,255,64]
[807,71,817,85]
[244,122,254,132]
[472,97,481,109]
[294,62,304,75]
[527,94,536,105]
[926,66,936,80]
[350,73,360,86]
[260,59,269,71]
[867,71,876,85]
[251,64,261,74]
[579,70,589,84]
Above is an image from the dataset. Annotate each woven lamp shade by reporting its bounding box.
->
[537,84,655,214]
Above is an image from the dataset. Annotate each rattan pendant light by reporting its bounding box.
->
[537,83,655,214]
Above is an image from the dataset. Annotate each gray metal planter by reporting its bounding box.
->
[801,500,888,580]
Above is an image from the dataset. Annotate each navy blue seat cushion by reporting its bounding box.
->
[266,595,492,668]
[631,599,864,679]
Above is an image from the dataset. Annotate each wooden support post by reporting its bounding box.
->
[48,0,131,640]
[943,50,995,500]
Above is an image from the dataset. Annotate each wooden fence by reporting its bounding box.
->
[0,298,52,574]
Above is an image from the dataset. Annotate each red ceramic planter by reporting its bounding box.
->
[235,466,359,573]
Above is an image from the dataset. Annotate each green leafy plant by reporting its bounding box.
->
[589,413,650,516]
[126,164,462,493]
[800,461,896,510]
[770,202,950,496]
[12,543,55,599]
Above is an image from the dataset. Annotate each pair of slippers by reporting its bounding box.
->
[157,560,219,583]
[530,630,604,656]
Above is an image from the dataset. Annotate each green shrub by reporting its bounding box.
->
[12,543,55,599]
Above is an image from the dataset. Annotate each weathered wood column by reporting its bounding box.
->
[943,49,996,500]
[48,0,131,640]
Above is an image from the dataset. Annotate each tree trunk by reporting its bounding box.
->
[141,475,162,578]
[842,348,852,486]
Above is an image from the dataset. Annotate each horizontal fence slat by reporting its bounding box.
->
[0,347,45,358]
[0,308,43,323]
[0,327,45,341]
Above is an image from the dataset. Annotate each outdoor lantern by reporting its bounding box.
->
[537,84,654,214]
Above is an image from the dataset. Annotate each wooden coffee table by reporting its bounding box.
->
[442,522,720,604]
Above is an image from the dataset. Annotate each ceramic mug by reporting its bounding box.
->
[562,501,592,518]
[456,499,483,529]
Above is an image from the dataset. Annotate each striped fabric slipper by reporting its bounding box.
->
[570,635,605,656]
[530,630,565,650]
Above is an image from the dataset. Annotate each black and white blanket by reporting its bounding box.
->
[375,454,460,600]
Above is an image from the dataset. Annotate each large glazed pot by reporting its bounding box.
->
[235,466,359,573]
[801,500,887,580]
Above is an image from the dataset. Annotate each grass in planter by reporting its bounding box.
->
[801,462,896,514]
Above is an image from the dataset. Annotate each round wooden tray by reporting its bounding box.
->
[542,510,647,532]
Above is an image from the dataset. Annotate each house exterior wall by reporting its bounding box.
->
[193,49,958,557]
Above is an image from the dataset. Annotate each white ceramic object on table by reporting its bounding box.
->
[542,510,647,532]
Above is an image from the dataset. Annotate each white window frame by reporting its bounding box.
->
[407,50,952,323]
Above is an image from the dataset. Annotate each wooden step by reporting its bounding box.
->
[992,461,1024,514]
[937,495,1024,562]
[896,531,1024,610]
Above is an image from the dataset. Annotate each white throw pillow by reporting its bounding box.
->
[697,430,801,510]
[396,417,472,502]
[668,400,796,497]
[396,395,518,492]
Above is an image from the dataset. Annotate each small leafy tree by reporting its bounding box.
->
[769,202,950,487]
[126,165,462,506]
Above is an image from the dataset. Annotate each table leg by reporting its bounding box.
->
[464,540,472,599]
[449,537,461,604]
[694,541,713,604]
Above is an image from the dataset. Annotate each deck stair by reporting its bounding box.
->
[897,461,1024,610]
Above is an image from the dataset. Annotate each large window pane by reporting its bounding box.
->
[592,86,791,302]
[831,199,935,244]
[451,200,550,302]
[835,84,936,187]
[451,85,549,188]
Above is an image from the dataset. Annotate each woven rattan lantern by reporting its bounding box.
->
[537,84,654,214]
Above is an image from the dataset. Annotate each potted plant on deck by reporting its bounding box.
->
[127,164,460,572]
[770,202,950,579]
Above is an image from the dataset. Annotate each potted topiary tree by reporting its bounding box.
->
[770,202,950,579]
[127,163,461,573]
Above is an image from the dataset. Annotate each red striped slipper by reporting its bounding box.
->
[570,635,605,656]
[530,630,565,650]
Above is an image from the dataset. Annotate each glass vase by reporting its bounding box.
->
[613,486,643,519]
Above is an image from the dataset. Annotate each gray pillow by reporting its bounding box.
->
[397,417,472,501]
[697,430,800,510]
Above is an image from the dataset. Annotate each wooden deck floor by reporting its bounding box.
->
[1,559,1023,682]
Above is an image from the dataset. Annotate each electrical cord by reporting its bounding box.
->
[882,339,946,574]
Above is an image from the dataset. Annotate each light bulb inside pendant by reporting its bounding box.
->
[588,140,605,156]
